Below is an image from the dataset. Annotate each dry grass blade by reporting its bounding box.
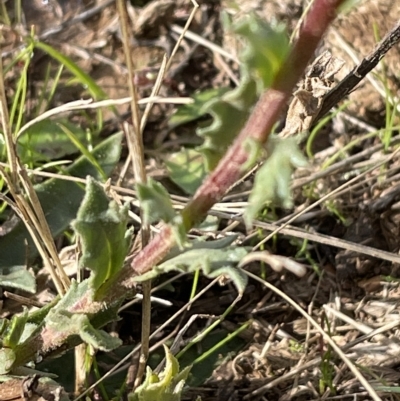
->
[73,278,221,401]
[0,167,69,295]
[291,135,400,189]
[323,305,374,335]
[18,167,70,291]
[254,147,400,251]
[243,270,382,401]
[0,52,70,294]
[171,23,239,63]
[16,96,193,138]
[115,0,152,388]
[165,0,199,71]
[240,251,307,277]
[253,219,400,265]
[140,55,168,132]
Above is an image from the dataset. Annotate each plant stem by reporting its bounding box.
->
[7,0,346,370]
[126,0,346,279]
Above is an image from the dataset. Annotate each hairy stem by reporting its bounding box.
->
[127,0,346,279]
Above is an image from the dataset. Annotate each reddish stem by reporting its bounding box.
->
[7,0,347,371]
[129,0,346,278]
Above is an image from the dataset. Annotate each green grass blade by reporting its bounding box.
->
[33,41,107,101]
[9,47,33,135]
[57,123,107,180]
[192,320,251,365]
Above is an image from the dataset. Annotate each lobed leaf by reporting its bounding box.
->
[169,87,230,129]
[136,178,176,225]
[137,179,188,248]
[133,236,248,295]
[196,15,290,171]
[244,137,308,227]
[197,75,257,171]
[47,310,121,352]
[234,15,289,91]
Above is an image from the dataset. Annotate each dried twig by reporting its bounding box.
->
[316,19,400,121]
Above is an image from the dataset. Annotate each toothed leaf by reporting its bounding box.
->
[234,16,289,91]
[133,236,248,295]
[137,179,188,248]
[169,87,230,129]
[78,317,122,351]
[44,280,122,352]
[47,309,121,352]
[244,137,308,227]
[197,76,258,170]
[136,178,176,224]
[196,15,290,170]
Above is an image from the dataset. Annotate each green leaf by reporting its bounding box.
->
[2,307,28,348]
[0,348,15,375]
[133,236,248,295]
[197,75,257,170]
[46,280,92,318]
[45,280,121,326]
[0,132,123,272]
[27,296,60,325]
[197,215,219,232]
[0,266,36,293]
[57,123,106,180]
[0,319,7,336]
[136,178,176,225]
[195,15,290,170]
[234,16,289,91]
[73,178,132,293]
[0,119,90,163]
[136,179,188,248]
[44,280,122,351]
[18,322,39,343]
[169,87,230,129]
[339,0,362,14]
[78,315,122,351]
[129,345,191,401]
[241,137,264,171]
[165,149,207,195]
[178,328,245,387]
[244,137,308,227]
[47,310,121,352]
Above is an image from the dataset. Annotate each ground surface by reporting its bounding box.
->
[1,0,400,400]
